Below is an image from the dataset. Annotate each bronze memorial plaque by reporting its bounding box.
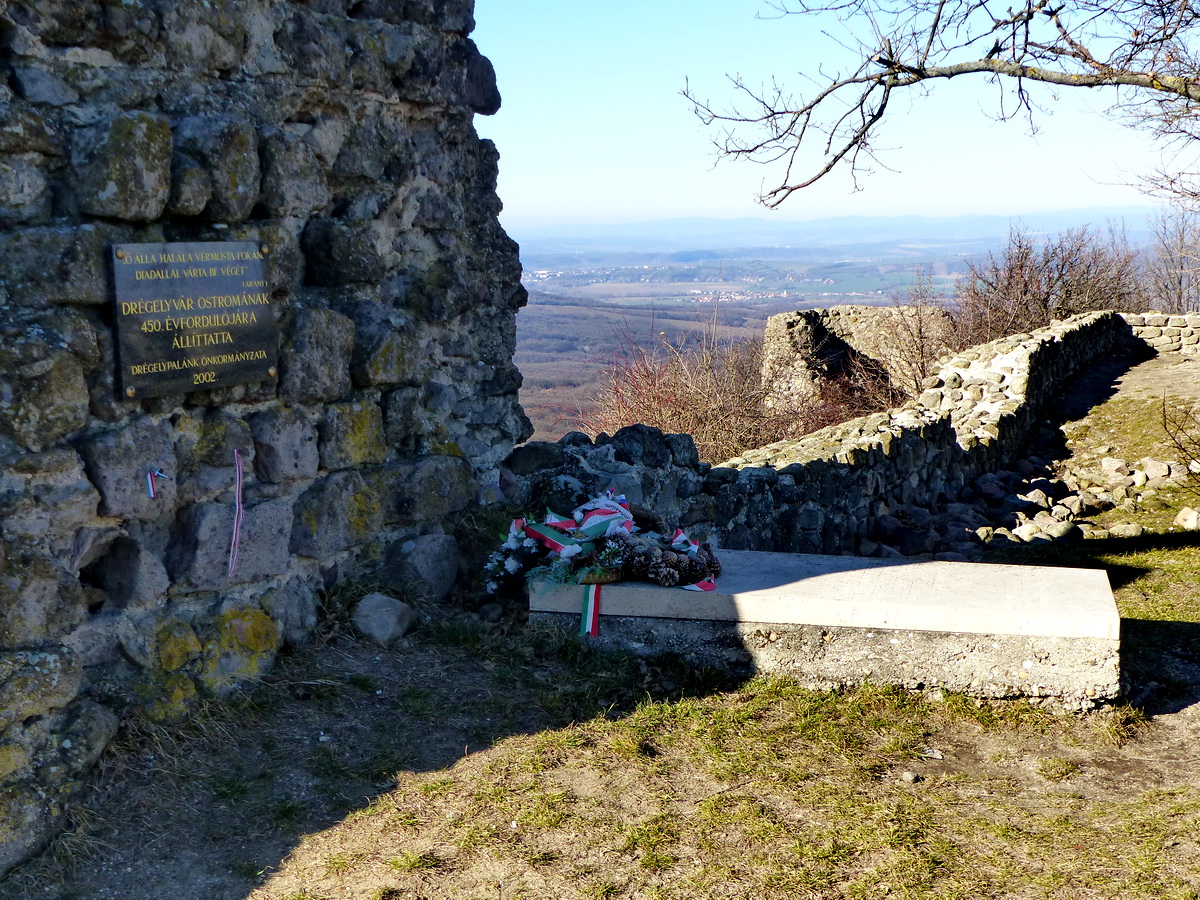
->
[111,241,279,399]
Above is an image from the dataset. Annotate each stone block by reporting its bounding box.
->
[94,536,170,611]
[0,347,89,452]
[0,648,83,733]
[11,63,78,106]
[665,432,700,468]
[507,441,564,475]
[388,454,475,525]
[155,618,202,672]
[0,154,51,225]
[302,217,385,285]
[261,576,319,648]
[72,111,171,222]
[347,301,418,388]
[280,309,355,405]
[168,497,293,589]
[162,7,243,72]
[195,605,281,697]
[319,400,387,470]
[247,407,319,483]
[50,699,119,783]
[0,104,63,157]
[0,552,87,649]
[172,115,260,223]
[76,418,177,520]
[0,225,112,308]
[387,533,459,603]
[291,470,384,558]
[608,424,673,468]
[0,783,59,874]
[167,151,212,216]
[259,127,330,217]
[531,550,1121,707]
[175,408,253,473]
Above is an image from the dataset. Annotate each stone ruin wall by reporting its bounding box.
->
[507,310,1166,558]
[0,0,530,870]
[762,304,956,403]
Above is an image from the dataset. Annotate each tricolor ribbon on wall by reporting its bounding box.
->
[580,583,601,637]
[145,469,169,499]
[227,448,245,580]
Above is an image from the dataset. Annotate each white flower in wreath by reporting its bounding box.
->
[558,544,583,560]
[486,580,499,594]
[504,556,522,573]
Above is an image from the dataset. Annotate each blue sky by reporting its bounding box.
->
[472,0,1170,228]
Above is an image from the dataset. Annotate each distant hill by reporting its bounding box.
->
[509,208,1157,258]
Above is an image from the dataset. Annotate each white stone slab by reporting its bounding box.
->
[529,550,1119,641]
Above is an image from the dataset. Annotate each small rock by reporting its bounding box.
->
[1020,488,1052,509]
[1100,457,1129,476]
[1173,507,1200,531]
[1033,510,1058,528]
[1107,523,1144,539]
[1138,457,1172,480]
[1042,521,1080,541]
[899,771,921,784]
[1012,523,1042,542]
[351,592,414,645]
[990,527,1020,544]
[977,481,1008,503]
[1060,495,1085,516]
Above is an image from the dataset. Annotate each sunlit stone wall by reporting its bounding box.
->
[0,0,530,870]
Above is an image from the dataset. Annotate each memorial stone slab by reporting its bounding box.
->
[530,551,1122,706]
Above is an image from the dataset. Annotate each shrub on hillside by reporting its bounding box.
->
[953,224,1144,347]
[575,329,877,463]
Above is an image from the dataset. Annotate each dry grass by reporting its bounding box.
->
[575,323,896,463]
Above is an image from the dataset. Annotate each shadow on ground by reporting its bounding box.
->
[0,611,746,900]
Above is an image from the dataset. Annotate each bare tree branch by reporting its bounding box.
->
[685,0,1200,205]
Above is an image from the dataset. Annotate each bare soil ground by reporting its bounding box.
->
[4,349,1200,900]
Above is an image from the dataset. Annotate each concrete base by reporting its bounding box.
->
[529,551,1122,708]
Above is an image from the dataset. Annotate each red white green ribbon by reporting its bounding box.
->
[671,528,700,557]
[580,583,601,636]
[543,509,574,530]
[524,522,594,555]
[227,448,244,579]
[146,468,169,499]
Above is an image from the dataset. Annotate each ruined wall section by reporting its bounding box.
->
[763,304,955,403]
[0,0,529,870]
[508,311,1139,557]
